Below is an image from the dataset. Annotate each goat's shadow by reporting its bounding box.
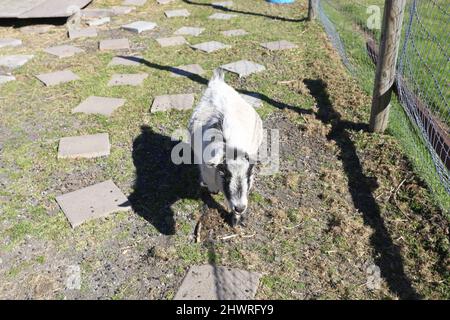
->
[127,125,228,235]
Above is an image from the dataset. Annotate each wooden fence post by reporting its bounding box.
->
[308,0,317,21]
[369,0,406,132]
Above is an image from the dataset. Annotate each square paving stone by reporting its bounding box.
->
[122,21,157,33]
[123,0,146,6]
[44,45,84,58]
[36,70,80,86]
[99,38,130,51]
[72,96,126,116]
[151,93,194,113]
[261,40,298,51]
[221,60,266,77]
[20,24,54,34]
[56,180,130,228]
[81,8,114,18]
[222,29,248,37]
[0,55,33,70]
[58,133,110,159]
[174,26,204,36]
[156,36,187,47]
[174,265,261,300]
[0,38,22,48]
[68,27,98,39]
[86,17,110,26]
[112,6,136,15]
[191,41,230,53]
[170,64,205,78]
[212,1,234,8]
[108,55,144,66]
[241,93,263,108]
[208,13,237,20]
[165,9,190,18]
[107,73,148,86]
[0,75,15,84]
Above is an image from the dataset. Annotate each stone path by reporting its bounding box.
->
[174,26,204,37]
[156,36,187,47]
[107,73,148,86]
[44,45,84,58]
[222,29,248,37]
[86,17,110,27]
[165,9,190,18]
[151,93,195,112]
[99,38,130,51]
[209,13,237,20]
[68,27,98,39]
[72,96,126,116]
[122,21,157,33]
[170,64,205,78]
[36,70,80,86]
[0,38,22,48]
[108,55,144,66]
[58,133,110,159]
[191,41,230,53]
[221,60,266,77]
[0,55,33,71]
[261,40,298,51]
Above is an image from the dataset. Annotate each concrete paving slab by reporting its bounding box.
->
[20,24,54,34]
[123,0,146,6]
[108,55,144,66]
[170,64,205,78]
[99,38,130,51]
[0,75,15,84]
[222,29,248,37]
[58,133,110,159]
[156,36,187,47]
[0,0,92,18]
[44,45,84,58]
[241,93,262,108]
[112,6,135,15]
[191,41,230,53]
[72,96,126,116]
[86,17,110,26]
[261,40,298,51]
[174,26,204,37]
[81,8,114,18]
[221,60,265,77]
[0,38,22,48]
[36,69,79,86]
[151,93,194,113]
[165,9,190,18]
[107,73,148,86]
[68,27,97,39]
[174,265,261,300]
[122,21,157,33]
[0,55,33,70]
[56,179,129,228]
[208,13,237,20]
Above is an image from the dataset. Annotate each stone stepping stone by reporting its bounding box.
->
[44,45,84,58]
[56,180,129,228]
[0,75,15,85]
[58,133,110,159]
[68,27,97,39]
[209,13,237,20]
[72,96,126,116]
[174,26,204,37]
[123,0,147,6]
[156,36,187,47]
[99,38,130,51]
[36,70,79,86]
[0,55,33,70]
[112,6,136,15]
[170,64,205,78]
[151,93,194,113]
[20,25,54,34]
[212,1,234,8]
[261,40,298,51]
[221,60,266,77]
[0,38,22,48]
[108,55,144,66]
[174,265,261,300]
[191,41,230,53]
[165,9,190,18]
[157,0,174,4]
[86,17,110,26]
[241,93,263,108]
[122,21,157,33]
[107,73,148,86]
[222,29,248,37]
[82,8,114,18]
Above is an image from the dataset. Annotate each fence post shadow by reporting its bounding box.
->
[304,78,421,299]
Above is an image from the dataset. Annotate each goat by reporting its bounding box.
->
[189,68,263,226]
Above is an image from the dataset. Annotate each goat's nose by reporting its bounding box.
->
[233,205,246,214]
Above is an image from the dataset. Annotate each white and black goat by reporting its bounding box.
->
[189,69,263,225]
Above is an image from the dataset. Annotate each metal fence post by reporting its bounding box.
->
[308,0,318,21]
[369,0,406,132]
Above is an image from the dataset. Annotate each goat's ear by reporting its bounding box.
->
[204,142,225,167]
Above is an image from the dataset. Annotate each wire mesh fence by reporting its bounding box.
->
[317,0,450,205]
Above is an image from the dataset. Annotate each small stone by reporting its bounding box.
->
[221,60,266,77]
[174,26,204,37]
[222,29,248,37]
[0,38,22,48]
[0,75,15,84]
[212,1,233,8]
[20,25,54,34]
[66,265,81,290]
[68,27,97,39]
[58,133,110,159]
[156,36,187,47]
[72,96,126,116]
[99,38,130,51]
[122,0,147,6]
[151,93,195,112]
[108,55,144,66]
[208,13,237,20]
[260,40,298,51]
[170,64,205,78]
[122,21,157,33]
[191,41,230,53]
[107,73,148,86]
[86,17,110,26]
[44,45,84,58]
[240,93,262,108]
[0,54,33,70]
[165,9,190,18]
[56,180,130,228]
[36,70,79,86]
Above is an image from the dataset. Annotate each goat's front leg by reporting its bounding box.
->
[200,165,220,194]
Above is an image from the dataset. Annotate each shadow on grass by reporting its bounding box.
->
[304,78,420,299]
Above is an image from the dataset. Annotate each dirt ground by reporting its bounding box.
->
[0,0,448,299]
